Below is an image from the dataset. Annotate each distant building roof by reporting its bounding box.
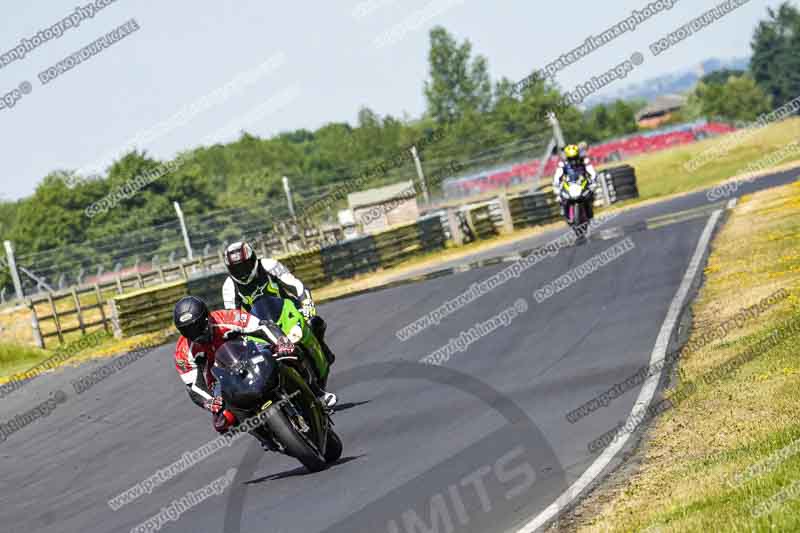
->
[347,180,416,209]
[636,94,687,121]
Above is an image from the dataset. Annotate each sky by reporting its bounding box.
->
[0,0,792,200]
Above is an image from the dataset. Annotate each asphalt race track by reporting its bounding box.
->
[0,169,796,533]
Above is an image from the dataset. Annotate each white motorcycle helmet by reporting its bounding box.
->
[224,241,259,284]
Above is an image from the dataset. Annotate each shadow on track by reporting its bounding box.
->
[332,400,371,413]
[244,455,366,485]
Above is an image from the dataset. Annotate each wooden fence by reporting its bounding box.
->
[28,256,224,348]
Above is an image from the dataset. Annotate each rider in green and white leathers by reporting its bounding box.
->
[221,241,337,406]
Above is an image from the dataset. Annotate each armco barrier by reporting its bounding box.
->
[418,216,446,250]
[110,217,447,337]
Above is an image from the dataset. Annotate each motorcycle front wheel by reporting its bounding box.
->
[266,405,327,472]
[324,428,343,463]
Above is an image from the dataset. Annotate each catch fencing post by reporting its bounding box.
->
[282,176,296,218]
[532,137,556,192]
[530,112,567,194]
[410,146,430,205]
[4,240,24,301]
[173,201,194,260]
[547,111,566,148]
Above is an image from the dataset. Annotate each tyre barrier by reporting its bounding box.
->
[109,217,447,337]
[508,192,560,229]
[467,205,499,240]
[601,164,640,203]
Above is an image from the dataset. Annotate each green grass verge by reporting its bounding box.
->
[0,343,52,378]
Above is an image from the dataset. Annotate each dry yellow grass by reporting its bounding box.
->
[620,117,800,200]
[574,181,800,532]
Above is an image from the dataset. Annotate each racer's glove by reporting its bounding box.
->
[204,396,225,414]
[274,335,295,356]
[300,297,317,320]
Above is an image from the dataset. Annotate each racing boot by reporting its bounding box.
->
[310,316,336,365]
[308,380,338,410]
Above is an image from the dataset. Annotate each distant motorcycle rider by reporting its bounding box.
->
[552,143,598,221]
[172,296,305,449]
[221,241,337,404]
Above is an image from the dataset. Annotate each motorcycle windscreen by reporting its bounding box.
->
[249,295,285,323]
[214,339,251,369]
[213,339,279,410]
[565,166,582,182]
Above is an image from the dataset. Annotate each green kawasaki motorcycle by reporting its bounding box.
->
[212,295,341,472]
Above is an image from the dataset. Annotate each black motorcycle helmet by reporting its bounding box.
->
[173,296,212,344]
[224,241,259,284]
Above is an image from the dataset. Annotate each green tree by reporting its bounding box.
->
[424,27,492,125]
[692,76,773,122]
[751,2,800,108]
[701,69,746,86]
